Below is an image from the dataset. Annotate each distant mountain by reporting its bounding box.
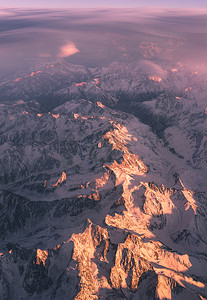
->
[1,61,206,186]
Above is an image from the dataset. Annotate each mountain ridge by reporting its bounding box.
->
[0,97,206,299]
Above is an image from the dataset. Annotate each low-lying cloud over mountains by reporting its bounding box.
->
[0,7,207,79]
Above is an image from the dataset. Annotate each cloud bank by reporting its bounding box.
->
[0,8,207,78]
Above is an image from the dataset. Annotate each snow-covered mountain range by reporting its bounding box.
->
[0,60,206,299]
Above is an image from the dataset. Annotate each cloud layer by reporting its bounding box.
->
[0,8,207,78]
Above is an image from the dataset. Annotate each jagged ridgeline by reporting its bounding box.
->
[0,95,206,299]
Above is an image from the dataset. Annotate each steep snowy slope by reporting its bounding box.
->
[0,99,206,299]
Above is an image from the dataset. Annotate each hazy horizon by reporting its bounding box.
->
[0,7,207,80]
[1,0,207,8]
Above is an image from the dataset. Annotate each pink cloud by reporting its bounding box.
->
[58,42,79,58]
